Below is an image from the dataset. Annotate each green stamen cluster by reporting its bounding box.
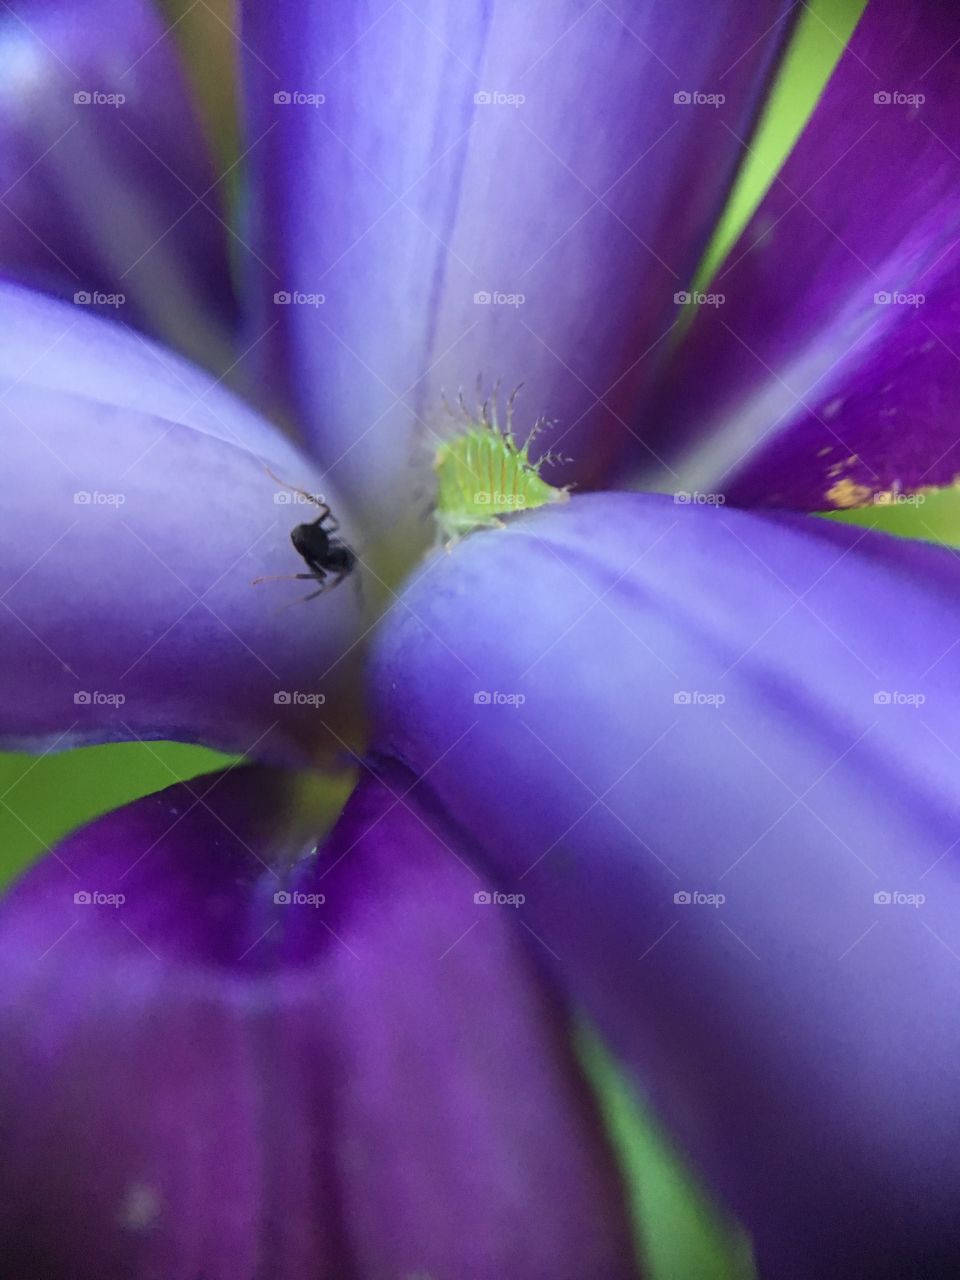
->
[433,388,569,542]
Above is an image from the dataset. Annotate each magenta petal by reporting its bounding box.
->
[238,0,796,528]
[646,0,960,508]
[0,0,238,368]
[0,767,346,1280]
[0,764,635,1279]
[0,284,362,761]
[370,493,960,1278]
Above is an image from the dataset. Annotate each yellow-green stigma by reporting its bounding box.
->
[433,387,569,542]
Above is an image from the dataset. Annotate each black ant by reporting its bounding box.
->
[254,466,357,605]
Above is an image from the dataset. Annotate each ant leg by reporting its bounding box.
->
[291,578,333,606]
[272,569,331,610]
[262,463,329,513]
[252,572,324,585]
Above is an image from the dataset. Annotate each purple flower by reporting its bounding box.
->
[2,1,960,1276]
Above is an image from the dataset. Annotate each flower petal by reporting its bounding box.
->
[0,283,363,762]
[0,0,237,369]
[319,765,637,1278]
[0,763,636,1279]
[370,492,960,1277]
[646,0,960,509]
[238,0,797,531]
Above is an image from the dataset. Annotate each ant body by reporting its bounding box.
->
[254,467,357,605]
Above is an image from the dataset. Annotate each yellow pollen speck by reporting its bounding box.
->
[826,478,873,508]
[816,446,834,457]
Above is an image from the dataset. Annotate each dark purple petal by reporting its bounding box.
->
[238,0,796,531]
[0,283,363,762]
[0,0,237,368]
[370,492,960,1278]
[0,764,636,1279]
[645,0,960,509]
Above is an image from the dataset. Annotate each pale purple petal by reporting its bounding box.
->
[0,284,362,761]
[370,492,960,1277]
[238,0,797,534]
[0,0,239,370]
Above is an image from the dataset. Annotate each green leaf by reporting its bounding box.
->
[576,1023,756,1280]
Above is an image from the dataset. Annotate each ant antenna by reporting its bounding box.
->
[260,462,328,512]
